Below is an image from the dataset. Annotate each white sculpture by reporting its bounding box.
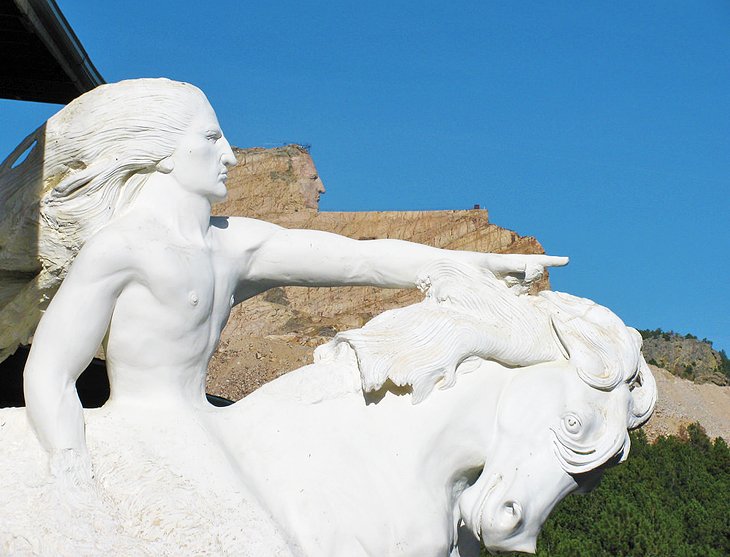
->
[220,262,657,555]
[0,78,656,556]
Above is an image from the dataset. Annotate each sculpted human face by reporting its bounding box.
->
[166,99,237,202]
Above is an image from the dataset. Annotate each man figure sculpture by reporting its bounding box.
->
[20,78,567,474]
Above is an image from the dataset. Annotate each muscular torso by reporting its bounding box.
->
[100,216,261,405]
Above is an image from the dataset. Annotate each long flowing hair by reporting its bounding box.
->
[0,78,211,359]
[41,78,209,238]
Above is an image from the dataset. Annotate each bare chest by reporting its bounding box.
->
[123,242,234,327]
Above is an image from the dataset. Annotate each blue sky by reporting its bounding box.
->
[2,2,728,351]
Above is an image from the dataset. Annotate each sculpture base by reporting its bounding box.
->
[0,406,293,556]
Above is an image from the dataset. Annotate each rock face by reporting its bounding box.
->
[640,331,729,386]
[206,146,552,399]
[641,365,730,441]
[220,145,325,218]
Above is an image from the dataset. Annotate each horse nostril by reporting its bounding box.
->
[500,500,523,531]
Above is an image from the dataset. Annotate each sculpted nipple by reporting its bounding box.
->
[189,291,199,306]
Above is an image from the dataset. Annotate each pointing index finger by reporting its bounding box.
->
[538,255,569,268]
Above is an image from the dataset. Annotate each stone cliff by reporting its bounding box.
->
[642,365,730,441]
[639,330,729,386]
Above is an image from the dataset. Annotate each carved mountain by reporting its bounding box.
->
[206,146,551,399]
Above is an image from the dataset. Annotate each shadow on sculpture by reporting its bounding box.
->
[0,123,47,363]
[0,79,655,556]
[0,347,232,408]
[0,346,109,408]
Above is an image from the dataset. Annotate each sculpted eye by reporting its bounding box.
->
[561,413,582,435]
[205,130,221,142]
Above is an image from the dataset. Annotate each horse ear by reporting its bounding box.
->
[549,315,571,360]
[628,358,657,429]
[550,314,622,391]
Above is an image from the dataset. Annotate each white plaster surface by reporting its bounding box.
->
[0,79,656,556]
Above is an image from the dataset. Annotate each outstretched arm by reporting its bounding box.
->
[24,234,132,463]
[223,218,567,291]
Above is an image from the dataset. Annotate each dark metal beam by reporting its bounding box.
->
[0,0,104,103]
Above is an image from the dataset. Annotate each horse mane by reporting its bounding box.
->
[315,259,647,405]
[315,259,658,474]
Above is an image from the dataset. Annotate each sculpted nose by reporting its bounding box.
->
[482,500,535,553]
[220,136,237,168]
[481,498,526,550]
[312,174,325,194]
[495,500,523,533]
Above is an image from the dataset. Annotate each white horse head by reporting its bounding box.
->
[455,292,655,553]
[318,261,657,554]
[458,356,655,553]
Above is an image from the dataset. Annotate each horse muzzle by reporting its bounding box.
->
[459,471,537,553]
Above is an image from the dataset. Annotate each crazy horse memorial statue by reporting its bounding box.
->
[0,79,656,556]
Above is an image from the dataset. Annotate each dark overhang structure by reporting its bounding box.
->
[0,0,104,104]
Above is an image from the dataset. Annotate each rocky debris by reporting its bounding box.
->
[206,336,313,402]
[640,330,729,386]
[641,365,730,442]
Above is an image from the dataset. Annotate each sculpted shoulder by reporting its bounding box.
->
[209,215,283,258]
[69,220,146,286]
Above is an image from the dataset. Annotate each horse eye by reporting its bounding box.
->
[562,413,582,435]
